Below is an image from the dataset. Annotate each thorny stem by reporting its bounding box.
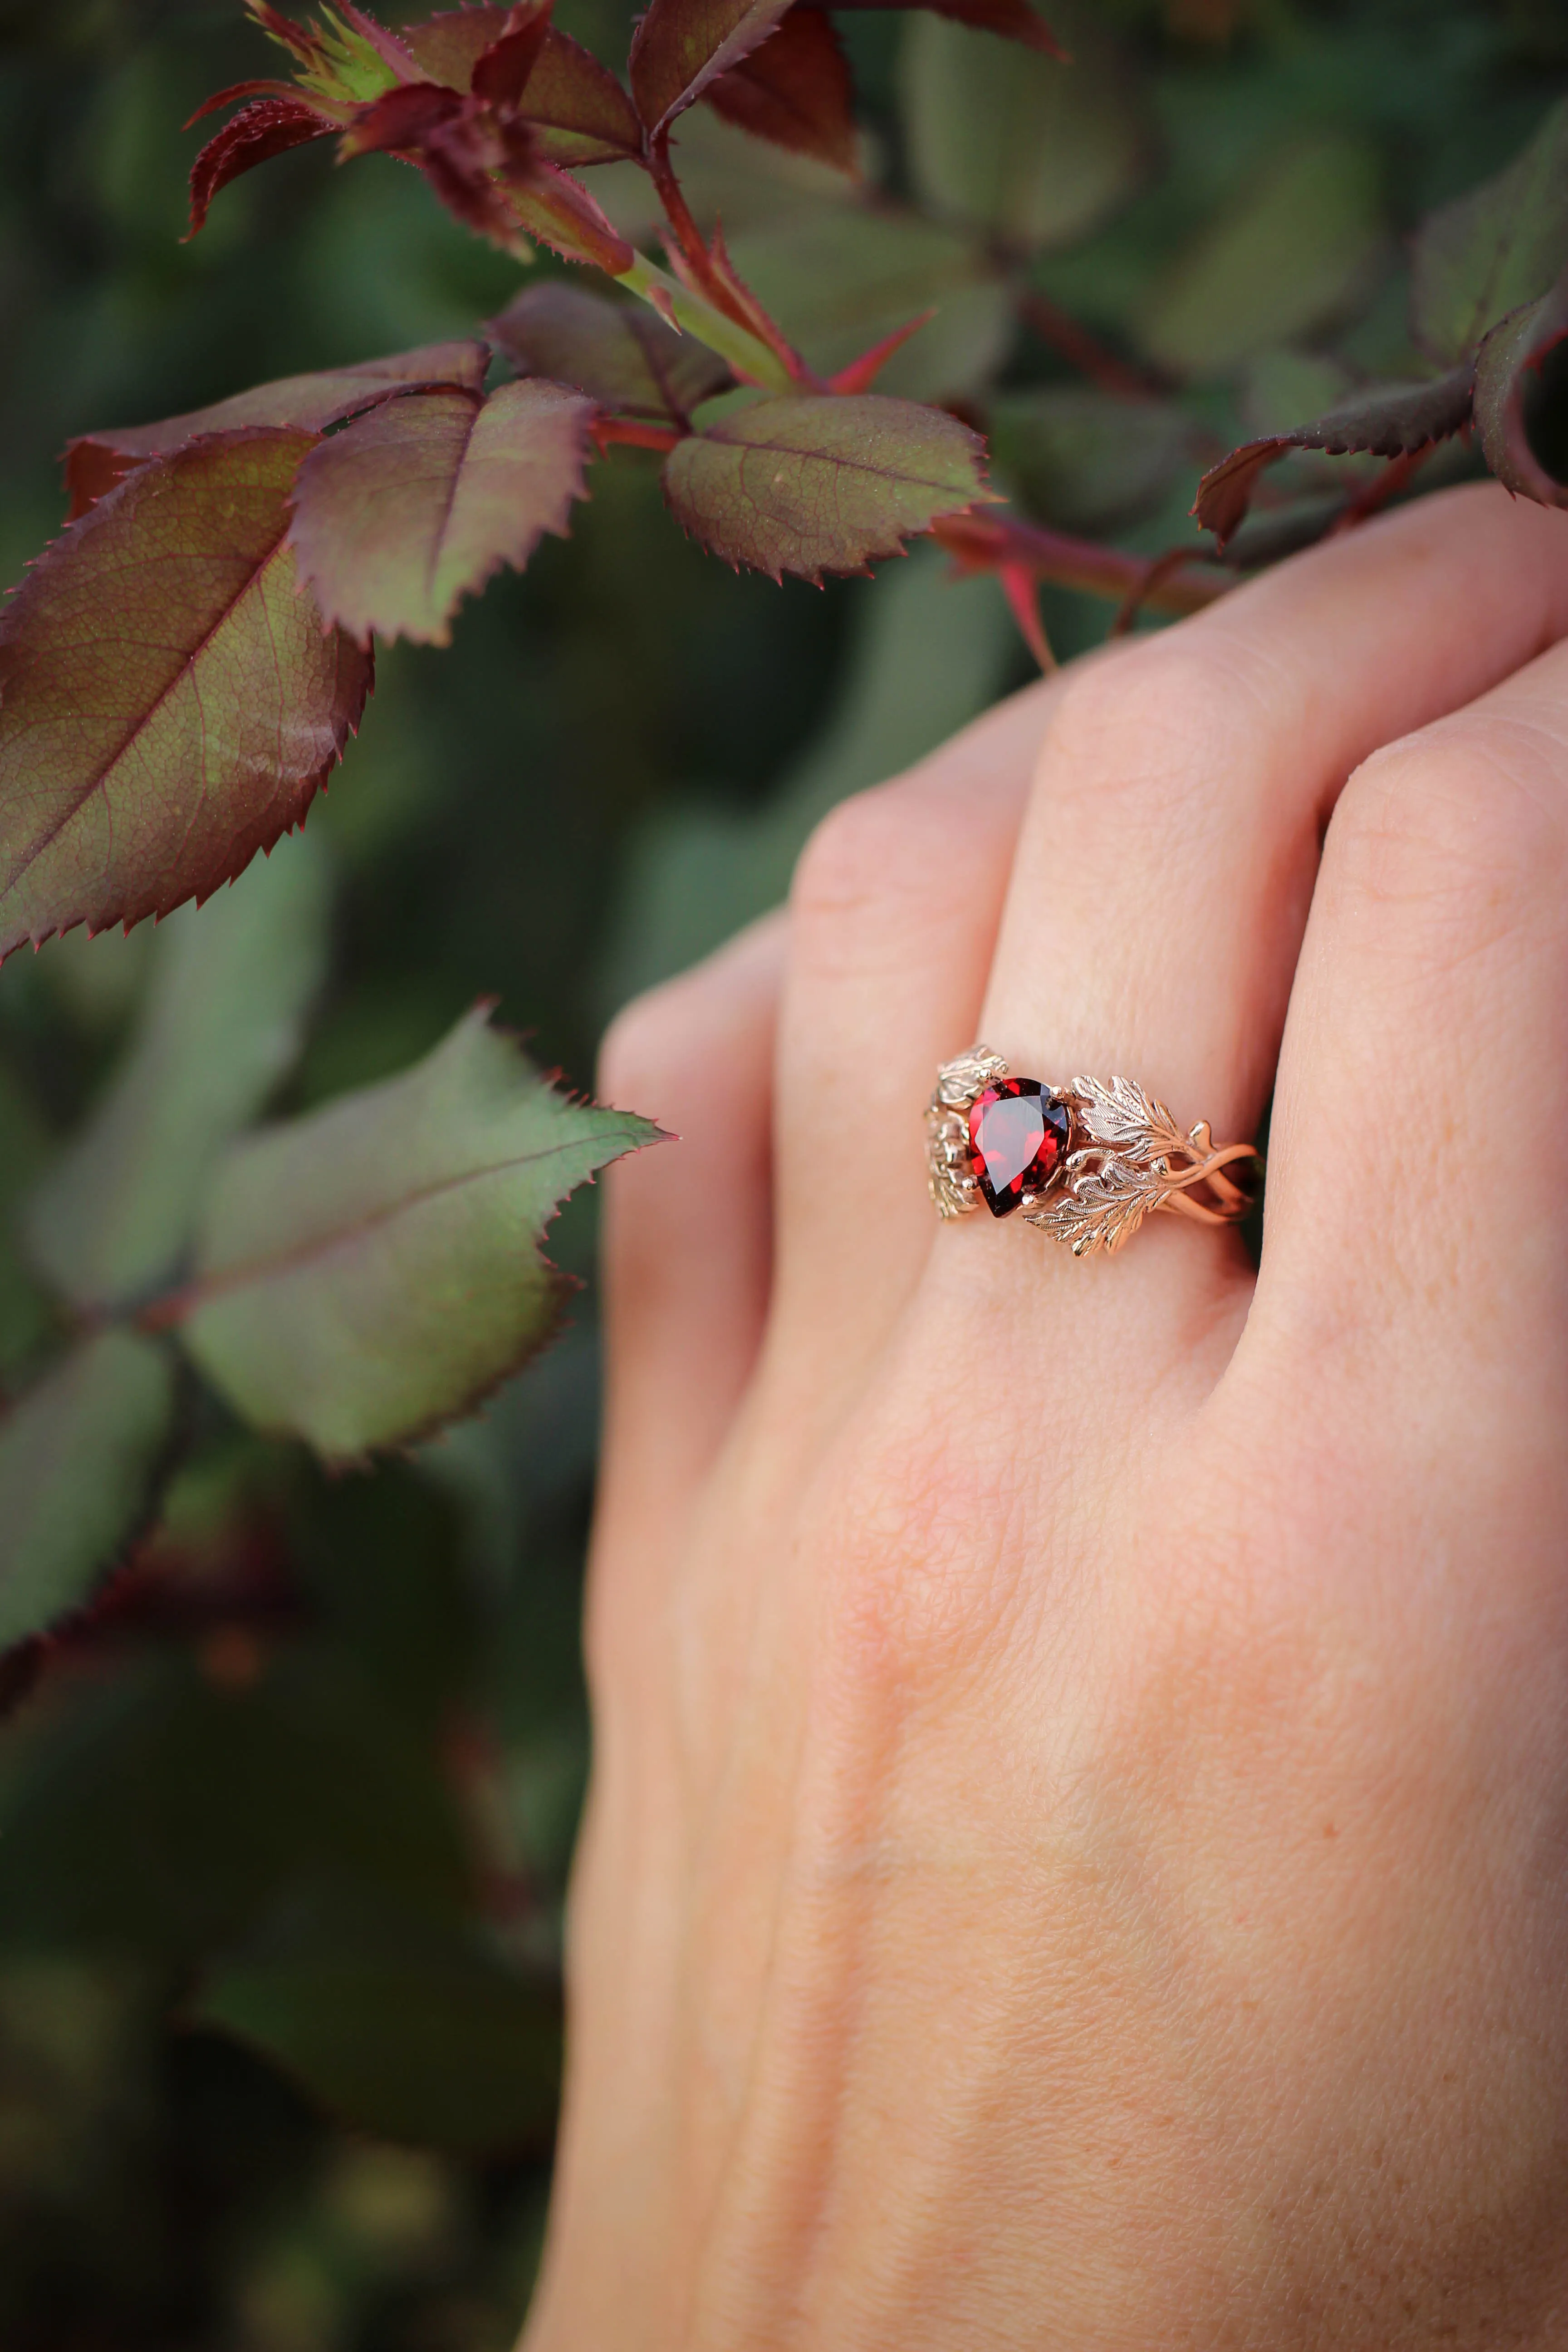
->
[1014,287,1168,402]
[593,416,683,453]
[616,250,793,392]
[933,510,1228,619]
[645,135,811,384]
[1328,440,1435,536]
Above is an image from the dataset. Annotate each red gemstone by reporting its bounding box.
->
[968,1080,1069,1217]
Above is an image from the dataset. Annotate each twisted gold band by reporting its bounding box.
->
[927,1046,1261,1258]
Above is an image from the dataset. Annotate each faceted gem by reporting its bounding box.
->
[968,1079,1069,1217]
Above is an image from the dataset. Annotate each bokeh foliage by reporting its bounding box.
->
[0,0,1563,2344]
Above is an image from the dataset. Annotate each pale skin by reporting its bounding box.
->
[523,485,1568,2349]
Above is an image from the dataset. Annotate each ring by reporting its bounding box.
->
[926,1046,1261,1257]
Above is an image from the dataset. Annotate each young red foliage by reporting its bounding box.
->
[187,97,338,237]
[62,343,491,520]
[1474,270,1568,508]
[813,0,1063,54]
[510,29,642,166]
[288,379,596,645]
[706,9,857,174]
[629,0,797,136]
[1192,362,1476,548]
[504,161,634,269]
[490,282,731,422]
[662,391,988,578]
[0,431,370,959]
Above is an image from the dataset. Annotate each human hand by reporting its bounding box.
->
[527,485,1568,2350]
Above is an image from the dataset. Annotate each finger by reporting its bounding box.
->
[1258,632,1568,1411]
[767,670,1090,1426]
[595,912,785,1576]
[961,485,1568,1352]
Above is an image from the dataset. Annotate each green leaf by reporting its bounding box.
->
[62,342,490,519]
[600,542,1015,1004]
[1474,270,1568,508]
[191,1908,559,2154]
[723,208,1011,399]
[900,2,1146,255]
[987,387,1192,533]
[1412,99,1568,367]
[489,282,732,423]
[0,1061,54,1383]
[0,431,372,962]
[1139,133,1387,380]
[662,391,987,579]
[1192,363,1475,548]
[0,1652,475,1955]
[0,1333,177,1656]
[172,1007,663,1461]
[288,379,595,647]
[25,834,332,1313]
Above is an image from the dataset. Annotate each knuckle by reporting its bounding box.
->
[597,970,704,1107]
[790,778,957,935]
[1328,720,1568,970]
[1042,635,1271,821]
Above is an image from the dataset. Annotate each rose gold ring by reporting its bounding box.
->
[926,1046,1261,1258]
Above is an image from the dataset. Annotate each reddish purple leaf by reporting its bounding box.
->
[503,158,635,268]
[400,4,520,87]
[0,431,370,960]
[63,342,491,520]
[813,0,1063,56]
[706,10,856,174]
[489,282,731,421]
[662,390,988,579]
[338,78,467,154]
[473,11,553,106]
[1474,270,1568,509]
[1191,363,1475,548]
[514,29,643,165]
[630,0,796,135]
[187,95,336,237]
[289,379,595,645]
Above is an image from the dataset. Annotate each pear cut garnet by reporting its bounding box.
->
[968,1080,1070,1218]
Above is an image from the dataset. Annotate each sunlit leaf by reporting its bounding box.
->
[725,207,1010,398]
[172,1006,663,1460]
[1412,99,1568,366]
[1474,270,1568,509]
[489,281,732,420]
[901,2,1144,254]
[26,836,332,1313]
[0,1333,178,1657]
[64,342,490,519]
[662,390,986,578]
[629,0,796,135]
[706,10,857,175]
[1140,133,1386,379]
[289,379,594,647]
[987,387,1192,532]
[192,1908,558,2153]
[1192,363,1475,547]
[0,431,371,961]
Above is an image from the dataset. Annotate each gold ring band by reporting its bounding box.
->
[927,1046,1261,1258]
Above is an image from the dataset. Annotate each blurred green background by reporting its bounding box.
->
[0,0,1560,2343]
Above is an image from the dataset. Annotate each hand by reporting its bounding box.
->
[526,485,1568,2350]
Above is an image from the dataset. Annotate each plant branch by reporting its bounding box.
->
[644,134,811,384]
[616,249,794,391]
[932,510,1229,617]
[1014,287,1168,402]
